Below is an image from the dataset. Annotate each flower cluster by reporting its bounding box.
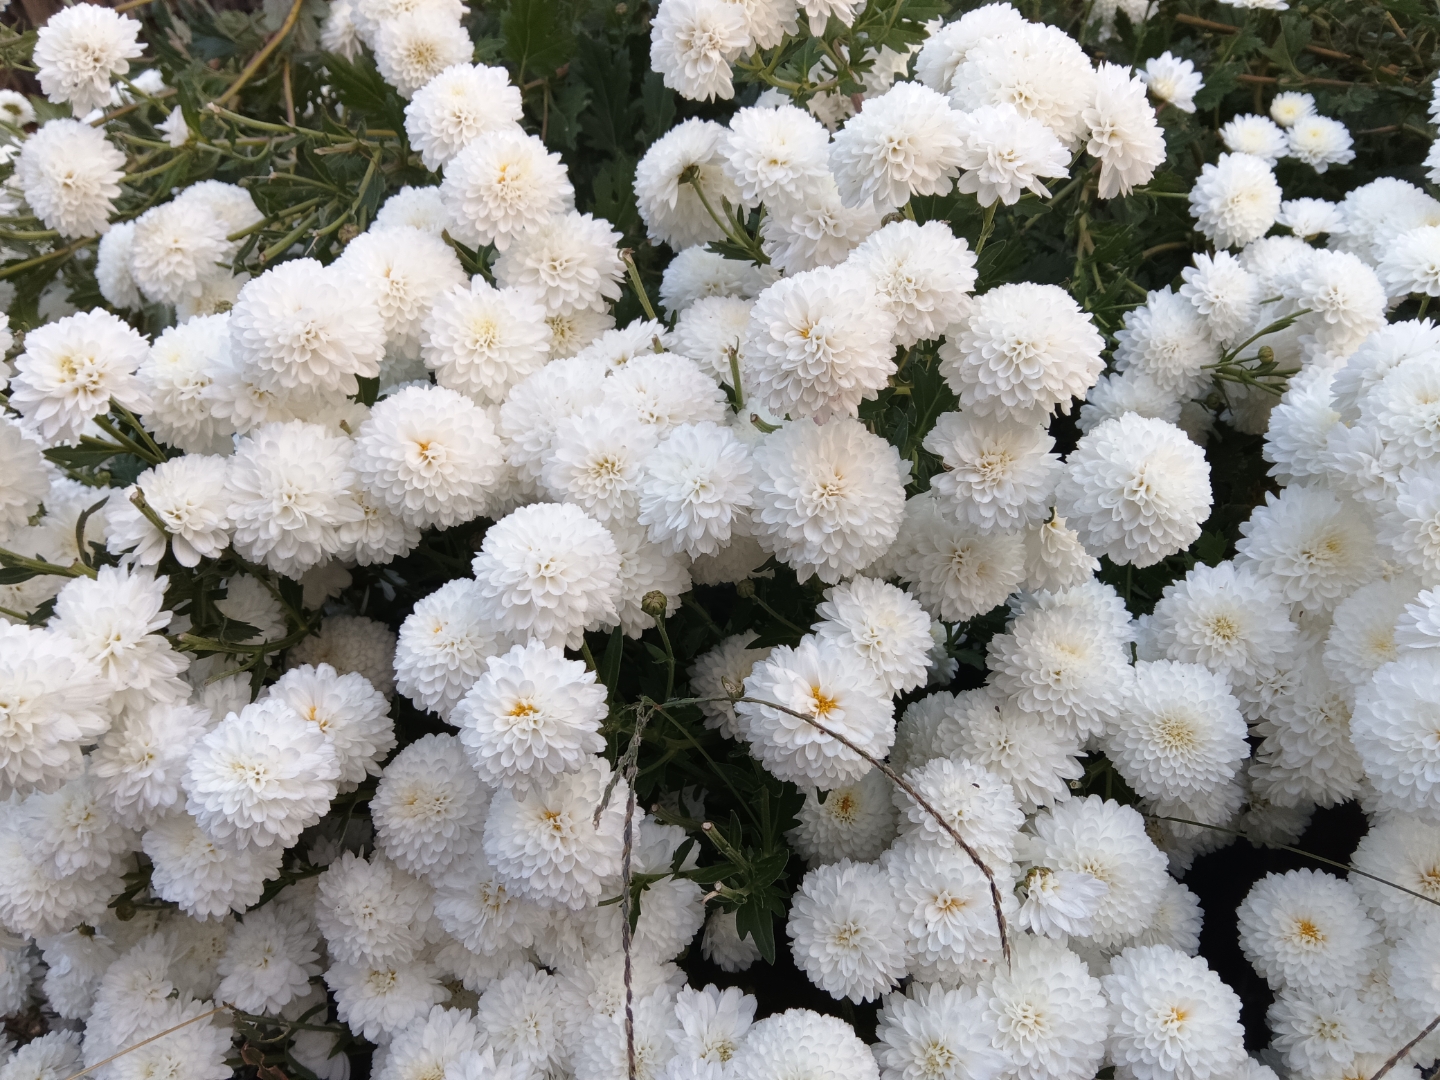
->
[0,0,1438,1078]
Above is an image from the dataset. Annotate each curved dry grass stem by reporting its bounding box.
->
[57,1004,231,1080]
[736,695,1011,964]
[1368,1013,1440,1080]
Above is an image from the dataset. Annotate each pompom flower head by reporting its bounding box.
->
[34,4,142,115]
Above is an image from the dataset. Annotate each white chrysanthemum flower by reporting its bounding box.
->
[895,754,1022,868]
[736,636,893,788]
[453,641,605,792]
[128,198,232,308]
[1220,114,1288,163]
[1103,945,1247,1080]
[470,502,621,650]
[986,604,1130,740]
[95,220,142,309]
[352,383,504,530]
[943,685,1084,812]
[812,576,931,695]
[1125,875,1204,955]
[225,420,361,577]
[1032,795,1171,949]
[700,909,762,974]
[1234,485,1377,611]
[1279,196,1344,239]
[760,175,884,274]
[952,102,1071,208]
[1148,560,1296,709]
[1265,366,1342,485]
[751,416,908,584]
[635,118,739,250]
[375,1005,481,1080]
[105,455,230,568]
[372,11,472,97]
[923,412,1059,532]
[1016,865,1108,939]
[789,768,898,867]
[482,757,627,910]
[229,258,384,397]
[1237,868,1382,994]
[748,264,892,426]
[787,858,907,1004]
[978,935,1109,1080]
[90,702,210,830]
[371,732,487,882]
[889,838,1011,978]
[1106,660,1249,805]
[500,358,609,481]
[949,21,1098,147]
[15,769,134,880]
[394,578,508,719]
[1022,512,1101,593]
[1055,414,1212,568]
[637,420,754,558]
[651,0,748,102]
[1396,586,1440,652]
[890,492,1026,621]
[215,905,321,1015]
[830,82,964,213]
[668,983,755,1072]
[374,185,449,235]
[326,956,448,1044]
[315,850,434,966]
[1084,63,1166,198]
[136,313,236,454]
[183,696,340,850]
[1288,114,1355,172]
[10,308,149,445]
[432,848,537,956]
[1270,989,1381,1079]
[287,615,396,699]
[0,812,120,936]
[335,226,466,359]
[142,809,283,918]
[573,317,673,370]
[1179,250,1260,347]
[1114,287,1218,400]
[421,278,551,407]
[1270,91,1315,127]
[403,63,522,170]
[441,127,574,251]
[0,420,46,544]
[847,219,976,348]
[727,1009,877,1080]
[1140,52,1202,112]
[539,405,656,525]
[470,964,568,1075]
[494,211,624,318]
[688,634,771,739]
[723,103,831,211]
[15,119,126,238]
[1282,248,1387,356]
[940,283,1105,421]
[874,982,1006,1080]
[1189,153,1282,248]
[51,564,186,701]
[34,4,141,115]
[1350,816,1440,939]
[266,662,393,792]
[1076,370,1183,435]
[1352,652,1440,819]
[1322,577,1414,691]
[659,246,774,312]
[1332,176,1440,266]
[914,5,1028,94]
[1377,224,1440,299]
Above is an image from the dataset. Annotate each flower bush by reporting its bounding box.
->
[0,0,1437,1076]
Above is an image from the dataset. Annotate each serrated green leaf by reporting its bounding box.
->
[503,0,575,82]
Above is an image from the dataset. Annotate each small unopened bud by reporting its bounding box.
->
[734,578,756,598]
[337,222,361,245]
[1257,345,1275,364]
[641,591,669,620]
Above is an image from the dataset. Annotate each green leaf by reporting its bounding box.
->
[598,627,624,703]
[733,900,776,963]
[502,0,575,83]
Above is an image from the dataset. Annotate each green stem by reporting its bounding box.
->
[974,200,999,255]
[622,250,658,322]
[0,546,96,579]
